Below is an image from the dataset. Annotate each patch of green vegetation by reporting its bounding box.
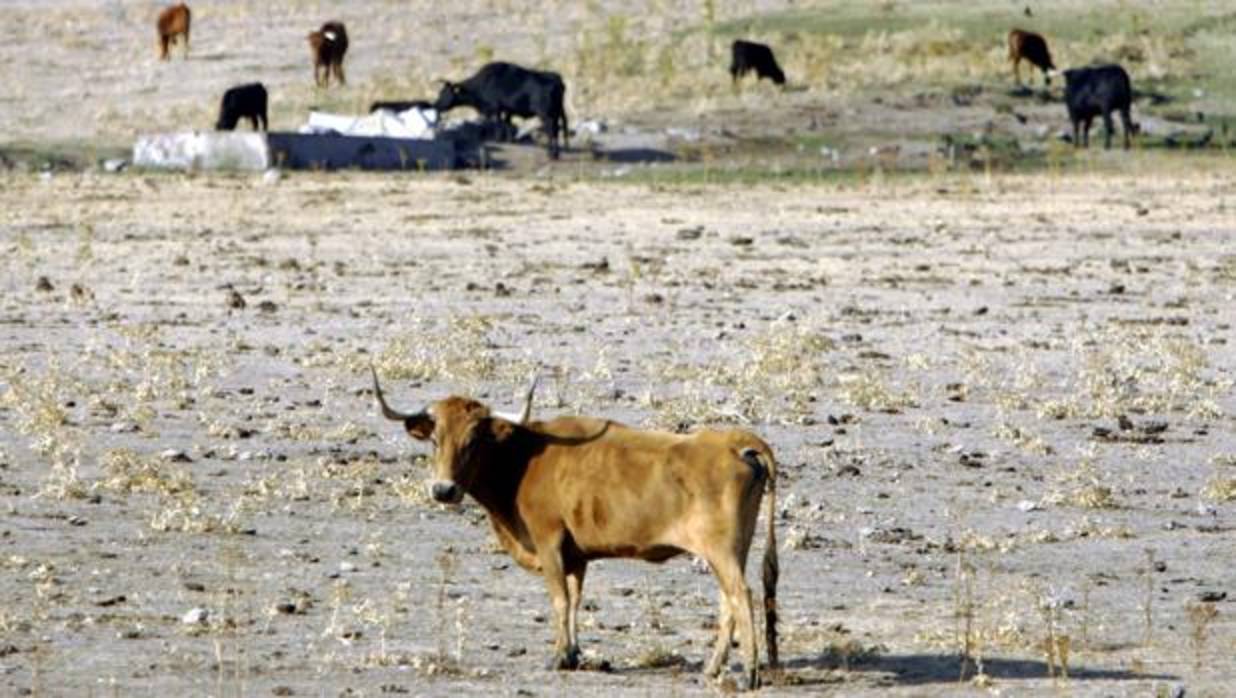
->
[706,0,1236,107]
[0,140,129,172]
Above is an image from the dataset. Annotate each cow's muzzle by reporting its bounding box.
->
[429,480,462,504]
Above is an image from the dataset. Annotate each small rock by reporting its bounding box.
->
[257,300,278,313]
[339,561,357,573]
[1016,500,1041,513]
[729,236,754,246]
[35,276,54,292]
[676,226,703,241]
[181,607,209,625]
[102,158,128,173]
[226,289,246,310]
[1198,591,1226,603]
[160,449,192,463]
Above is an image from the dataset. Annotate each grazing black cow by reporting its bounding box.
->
[368,100,434,113]
[729,40,786,87]
[216,83,268,131]
[434,62,568,159]
[1007,29,1054,86]
[1064,64,1137,149]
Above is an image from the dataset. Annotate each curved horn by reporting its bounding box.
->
[492,371,539,424]
[370,365,418,421]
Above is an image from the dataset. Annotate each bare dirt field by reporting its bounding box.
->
[2,1,1236,697]
[2,167,1234,697]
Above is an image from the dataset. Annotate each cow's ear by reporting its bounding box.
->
[405,414,434,441]
[488,417,515,443]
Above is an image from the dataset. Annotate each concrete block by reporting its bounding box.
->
[133,132,269,171]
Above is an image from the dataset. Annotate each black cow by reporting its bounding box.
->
[434,62,568,159]
[215,82,268,131]
[369,100,433,113]
[1064,64,1137,149]
[730,40,786,87]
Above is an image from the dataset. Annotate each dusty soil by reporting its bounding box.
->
[2,0,1236,696]
[1,168,1234,697]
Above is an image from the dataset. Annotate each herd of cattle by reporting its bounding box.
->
[149,3,1150,689]
[156,2,1141,158]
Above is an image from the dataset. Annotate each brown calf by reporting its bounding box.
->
[1008,28,1055,86]
[308,21,349,87]
[156,3,191,60]
[372,369,780,689]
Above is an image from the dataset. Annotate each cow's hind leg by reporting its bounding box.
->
[705,554,759,690]
[1119,108,1134,149]
[704,588,734,677]
[1102,112,1116,149]
[334,60,346,86]
[565,558,586,665]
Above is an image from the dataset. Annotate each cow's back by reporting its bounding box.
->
[1066,64,1131,114]
[521,422,768,560]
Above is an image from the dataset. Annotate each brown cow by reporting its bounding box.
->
[156,3,191,61]
[372,369,780,689]
[1008,28,1055,86]
[308,21,349,87]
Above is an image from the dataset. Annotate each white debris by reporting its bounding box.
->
[665,127,701,142]
[262,168,282,186]
[575,119,607,135]
[301,107,437,139]
[102,158,128,173]
[181,607,209,625]
[1016,500,1041,513]
[134,132,269,171]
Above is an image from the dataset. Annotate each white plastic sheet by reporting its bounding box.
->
[301,107,438,139]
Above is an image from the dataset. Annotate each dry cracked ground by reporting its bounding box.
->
[1,168,1234,697]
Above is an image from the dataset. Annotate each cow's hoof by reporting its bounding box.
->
[547,646,580,671]
[736,671,760,692]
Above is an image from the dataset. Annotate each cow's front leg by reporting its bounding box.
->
[565,558,587,661]
[539,540,580,670]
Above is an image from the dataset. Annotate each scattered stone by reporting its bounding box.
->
[96,595,126,607]
[729,236,754,246]
[102,158,128,173]
[339,561,357,573]
[181,607,209,626]
[1016,500,1041,513]
[160,449,192,463]
[226,288,247,309]
[35,276,54,292]
[1198,591,1226,602]
[676,226,703,240]
[257,300,278,313]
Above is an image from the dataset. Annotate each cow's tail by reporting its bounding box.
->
[748,444,779,670]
